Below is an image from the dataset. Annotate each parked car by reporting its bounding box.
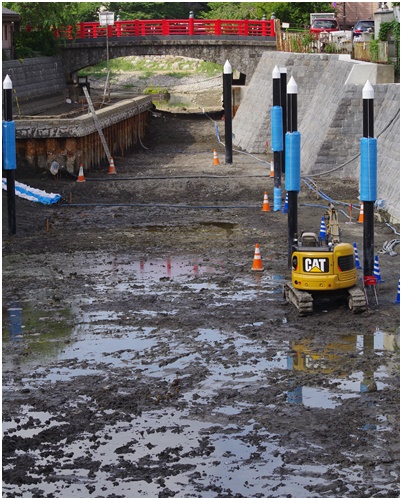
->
[352,20,374,38]
[309,18,340,35]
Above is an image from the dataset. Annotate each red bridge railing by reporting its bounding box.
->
[58,19,276,40]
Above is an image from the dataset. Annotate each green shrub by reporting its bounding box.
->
[143,86,169,95]
[15,30,60,58]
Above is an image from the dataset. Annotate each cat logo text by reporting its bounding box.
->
[303,257,329,273]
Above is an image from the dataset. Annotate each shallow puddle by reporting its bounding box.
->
[2,251,399,497]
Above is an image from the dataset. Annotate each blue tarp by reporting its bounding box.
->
[2,178,61,205]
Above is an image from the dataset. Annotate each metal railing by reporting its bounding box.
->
[56,18,276,40]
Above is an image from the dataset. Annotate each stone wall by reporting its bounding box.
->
[233,53,400,222]
[2,56,67,104]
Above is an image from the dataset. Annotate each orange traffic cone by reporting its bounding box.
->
[77,164,85,182]
[251,244,264,272]
[270,161,274,178]
[262,192,271,212]
[108,157,117,175]
[213,149,220,166]
[357,203,364,223]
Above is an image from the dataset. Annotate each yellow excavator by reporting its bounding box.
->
[283,204,366,315]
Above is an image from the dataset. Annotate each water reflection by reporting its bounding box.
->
[7,304,23,341]
[3,302,73,365]
[286,328,398,408]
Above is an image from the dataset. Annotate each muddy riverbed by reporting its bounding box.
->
[2,110,400,498]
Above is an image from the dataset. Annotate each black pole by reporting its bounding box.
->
[287,84,297,135]
[287,77,298,269]
[271,66,283,211]
[362,81,375,277]
[223,60,233,164]
[272,66,281,191]
[3,75,16,235]
[280,67,287,174]
[363,95,374,138]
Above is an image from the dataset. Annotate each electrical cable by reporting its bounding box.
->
[204,109,272,166]
[61,202,258,209]
[386,222,400,236]
[136,100,149,150]
[305,108,400,178]
[82,173,271,182]
[378,239,400,256]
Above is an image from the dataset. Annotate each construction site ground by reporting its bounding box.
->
[2,110,400,498]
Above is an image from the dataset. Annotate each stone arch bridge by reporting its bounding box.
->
[61,37,276,84]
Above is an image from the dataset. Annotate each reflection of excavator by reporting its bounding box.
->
[289,335,357,375]
[284,204,366,315]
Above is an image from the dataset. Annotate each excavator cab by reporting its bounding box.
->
[300,232,319,247]
[284,207,366,315]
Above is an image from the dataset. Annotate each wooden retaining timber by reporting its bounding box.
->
[15,95,152,172]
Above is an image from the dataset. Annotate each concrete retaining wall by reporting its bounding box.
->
[2,56,66,103]
[14,96,152,172]
[233,53,400,222]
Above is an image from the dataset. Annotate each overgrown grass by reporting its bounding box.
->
[143,86,169,94]
[138,71,155,79]
[78,56,222,79]
[166,72,191,78]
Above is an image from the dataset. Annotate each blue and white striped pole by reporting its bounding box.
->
[353,242,362,269]
[319,216,326,242]
[373,255,384,283]
[271,65,283,211]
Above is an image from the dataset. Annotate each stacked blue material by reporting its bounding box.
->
[2,179,61,205]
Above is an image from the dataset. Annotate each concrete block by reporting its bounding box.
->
[345,62,395,84]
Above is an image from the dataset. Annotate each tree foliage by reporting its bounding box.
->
[201,2,335,25]
[3,2,102,27]
[104,2,201,20]
[3,2,104,56]
[4,1,336,57]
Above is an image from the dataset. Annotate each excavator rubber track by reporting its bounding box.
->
[283,283,313,316]
[347,285,367,313]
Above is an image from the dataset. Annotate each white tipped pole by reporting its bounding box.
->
[3,74,12,89]
[224,59,232,74]
[3,74,16,234]
[361,79,375,278]
[287,76,298,94]
[279,67,287,176]
[287,77,298,133]
[362,80,374,100]
[223,59,233,164]
[272,64,282,211]
[286,76,299,268]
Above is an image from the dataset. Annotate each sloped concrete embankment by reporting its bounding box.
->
[233,53,400,222]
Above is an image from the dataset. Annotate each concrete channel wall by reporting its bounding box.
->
[2,57,153,172]
[15,97,153,172]
[233,53,400,223]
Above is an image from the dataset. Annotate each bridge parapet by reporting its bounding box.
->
[61,37,276,81]
[59,19,275,39]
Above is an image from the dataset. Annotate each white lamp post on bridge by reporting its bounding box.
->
[98,10,115,100]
